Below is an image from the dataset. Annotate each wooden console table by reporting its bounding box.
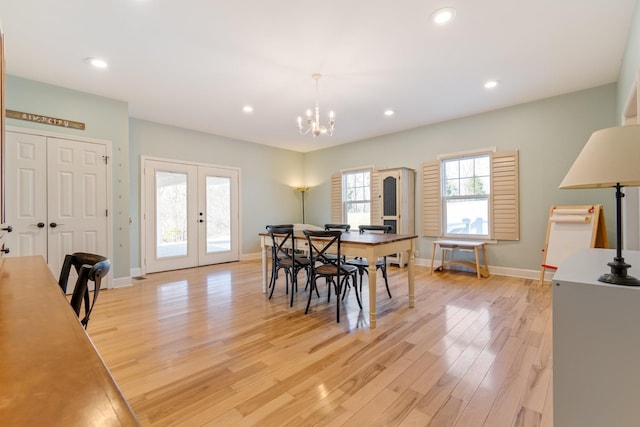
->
[0,256,139,426]
[430,240,490,279]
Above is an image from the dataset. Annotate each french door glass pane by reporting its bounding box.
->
[206,176,231,253]
[156,171,188,258]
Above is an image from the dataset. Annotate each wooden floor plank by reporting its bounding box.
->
[86,260,554,426]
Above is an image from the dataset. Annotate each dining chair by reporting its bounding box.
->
[265,223,294,291]
[323,224,351,263]
[303,229,360,323]
[58,252,111,329]
[345,224,393,298]
[266,225,311,307]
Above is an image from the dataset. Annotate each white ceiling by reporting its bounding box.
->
[0,0,636,152]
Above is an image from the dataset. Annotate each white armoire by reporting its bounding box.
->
[372,167,415,266]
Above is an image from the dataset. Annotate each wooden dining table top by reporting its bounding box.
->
[260,229,418,245]
[0,256,139,426]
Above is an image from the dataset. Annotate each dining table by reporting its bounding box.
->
[260,227,418,328]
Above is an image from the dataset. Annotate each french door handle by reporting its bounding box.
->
[50,222,64,228]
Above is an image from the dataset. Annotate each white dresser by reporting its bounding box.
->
[553,248,640,427]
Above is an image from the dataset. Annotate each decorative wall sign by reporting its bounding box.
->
[6,109,85,130]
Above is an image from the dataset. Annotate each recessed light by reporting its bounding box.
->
[85,57,108,69]
[432,7,456,25]
[484,80,499,89]
[242,105,254,113]
[384,109,395,117]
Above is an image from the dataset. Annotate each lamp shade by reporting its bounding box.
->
[559,125,640,189]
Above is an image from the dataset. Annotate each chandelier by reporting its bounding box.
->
[297,73,335,137]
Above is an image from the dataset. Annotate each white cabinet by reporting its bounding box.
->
[553,248,640,427]
[373,167,415,266]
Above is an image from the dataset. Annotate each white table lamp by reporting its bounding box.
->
[559,124,640,285]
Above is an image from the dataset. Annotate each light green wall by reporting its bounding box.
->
[5,65,633,275]
[303,84,617,270]
[128,119,305,270]
[4,75,131,278]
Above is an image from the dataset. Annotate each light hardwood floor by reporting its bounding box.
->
[88,260,553,426]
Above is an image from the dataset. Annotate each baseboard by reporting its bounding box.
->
[241,253,263,261]
[112,276,135,289]
[244,252,551,281]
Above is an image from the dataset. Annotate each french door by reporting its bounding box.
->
[4,130,111,285]
[143,158,239,273]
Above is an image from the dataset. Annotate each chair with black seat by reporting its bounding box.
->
[323,224,351,263]
[266,225,311,307]
[345,224,393,298]
[303,229,360,323]
[324,224,351,232]
[266,224,294,291]
[58,252,111,329]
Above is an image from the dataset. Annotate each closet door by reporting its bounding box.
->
[4,131,110,285]
[4,132,48,258]
[47,137,109,277]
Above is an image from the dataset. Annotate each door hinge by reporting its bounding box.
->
[102,155,110,164]
[105,209,108,217]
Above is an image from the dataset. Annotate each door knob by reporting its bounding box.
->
[29,223,45,228]
[50,222,63,228]
[1,225,12,232]
[1,247,9,254]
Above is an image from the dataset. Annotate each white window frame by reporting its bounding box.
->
[440,149,494,239]
[342,168,371,227]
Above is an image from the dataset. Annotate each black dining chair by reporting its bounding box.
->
[323,224,351,263]
[58,252,111,329]
[303,229,360,323]
[266,225,311,306]
[265,224,294,291]
[345,224,393,298]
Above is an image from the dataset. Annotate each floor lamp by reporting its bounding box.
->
[296,186,309,224]
[560,124,640,286]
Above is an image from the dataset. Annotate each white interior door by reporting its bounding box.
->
[144,158,239,273]
[4,130,111,290]
[47,137,109,278]
[4,132,48,257]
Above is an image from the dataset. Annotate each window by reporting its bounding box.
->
[442,154,490,237]
[343,169,371,229]
[422,150,519,241]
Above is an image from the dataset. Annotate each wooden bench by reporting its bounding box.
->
[430,240,490,279]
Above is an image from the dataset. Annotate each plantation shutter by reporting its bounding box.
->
[370,169,382,225]
[421,160,441,237]
[330,172,342,223]
[491,150,519,240]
